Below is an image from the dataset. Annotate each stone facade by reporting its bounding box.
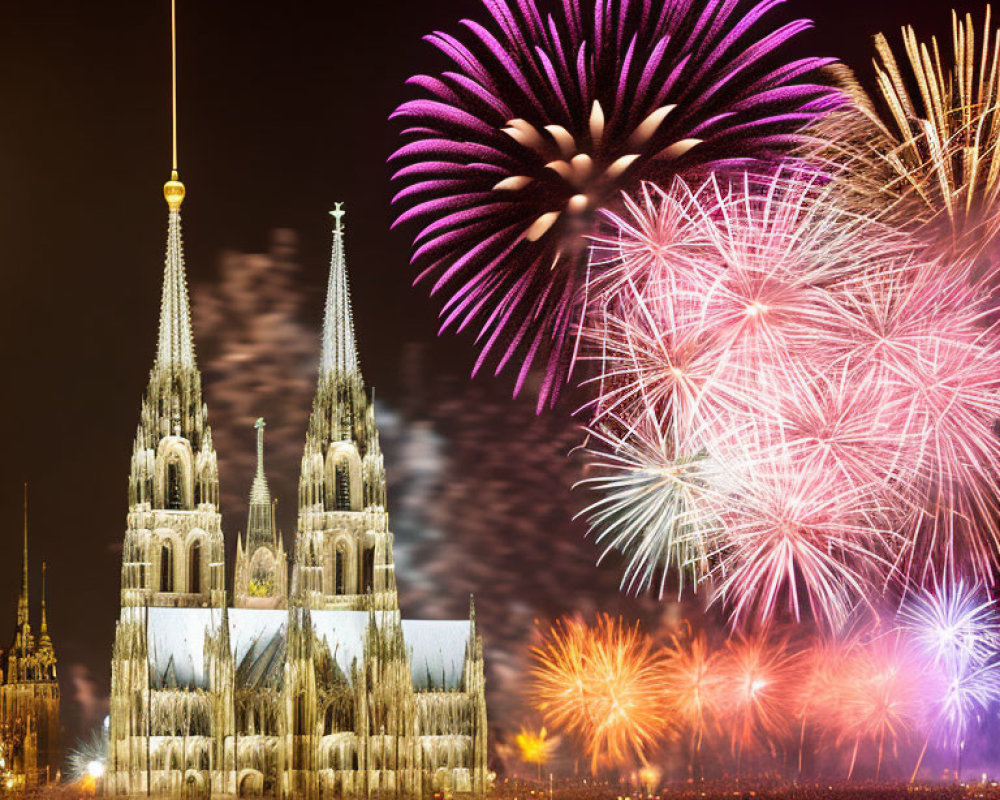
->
[1,498,60,790]
[105,190,488,800]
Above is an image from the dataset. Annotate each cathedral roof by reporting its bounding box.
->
[146,607,471,691]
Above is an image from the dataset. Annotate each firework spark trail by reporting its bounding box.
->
[577,414,723,596]
[582,167,1000,623]
[391,0,839,409]
[530,614,672,772]
[808,10,1000,269]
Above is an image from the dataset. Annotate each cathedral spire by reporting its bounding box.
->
[17,483,29,629]
[251,417,271,506]
[247,417,275,548]
[40,562,49,636]
[154,0,194,371]
[320,204,360,380]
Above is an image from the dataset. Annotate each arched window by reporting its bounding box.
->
[295,695,307,735]
[326,443,362,512]
[188,540,202,594]
[334,544,347,595]
[362,547,375,594]
[166,461,183,510]
[334,463,351,510]
[160,543,174,592]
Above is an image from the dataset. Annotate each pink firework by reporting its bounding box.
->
[582,167,1000,625]
[709,445,898,628]
[833,630,933,779]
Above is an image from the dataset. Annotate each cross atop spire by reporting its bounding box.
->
[320,203,360,380]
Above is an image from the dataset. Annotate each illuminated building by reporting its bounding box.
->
[104,178,488,799]
[0,492,60,790]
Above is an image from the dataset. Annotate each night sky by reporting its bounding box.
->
[0,0,963,750]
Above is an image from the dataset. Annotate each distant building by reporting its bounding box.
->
[0,497,60,790]
[104,178,489,800]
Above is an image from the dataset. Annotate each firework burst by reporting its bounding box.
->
[717,631,796,762]
[391,0,839,408]
[898,579,1000,673]
[834,630,930,779]
[530,614,671,771]
[661,623,723,757]
[582,165,1000,622]
[515,727,560,777]
[810,10,1000,268]
[578,413,722,596]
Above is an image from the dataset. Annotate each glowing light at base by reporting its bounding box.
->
[515,727,558,777]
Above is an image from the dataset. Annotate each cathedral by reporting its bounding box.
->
[0,492,61,790]
[104,174,489,799]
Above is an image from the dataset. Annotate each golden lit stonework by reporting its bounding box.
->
[163,170,185,211]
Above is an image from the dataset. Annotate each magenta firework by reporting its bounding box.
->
[390,0,839,409]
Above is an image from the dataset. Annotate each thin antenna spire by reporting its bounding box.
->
[171,0,178,172]
[163,0,185,210]
[156,0,193,369]
[18,483,29,628]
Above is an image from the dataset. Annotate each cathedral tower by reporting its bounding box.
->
[1,488,60,788]
[294,206,396,610]
[118,172,225,609]
[234,418,288,608]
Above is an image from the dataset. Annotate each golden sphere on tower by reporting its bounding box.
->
[163,170,186,211]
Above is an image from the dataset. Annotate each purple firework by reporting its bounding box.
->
[390,0,840,409]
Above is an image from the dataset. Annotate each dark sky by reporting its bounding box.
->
[0,0,962,748]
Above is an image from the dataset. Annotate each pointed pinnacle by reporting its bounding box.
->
[320,203,359,380]
[40,562,48,634]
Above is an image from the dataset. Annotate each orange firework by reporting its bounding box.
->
[662,623,724,756]
[530,614,671,773]
[717,632,797,767]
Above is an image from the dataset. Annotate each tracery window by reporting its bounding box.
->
[334,462,352,510]
[334,543,347,595]
[166,460,183,510]
[362,547,375,594]
[160,543,174,592]
[188,540,202,594]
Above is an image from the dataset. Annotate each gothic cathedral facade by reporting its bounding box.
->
[105,178,488,800]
